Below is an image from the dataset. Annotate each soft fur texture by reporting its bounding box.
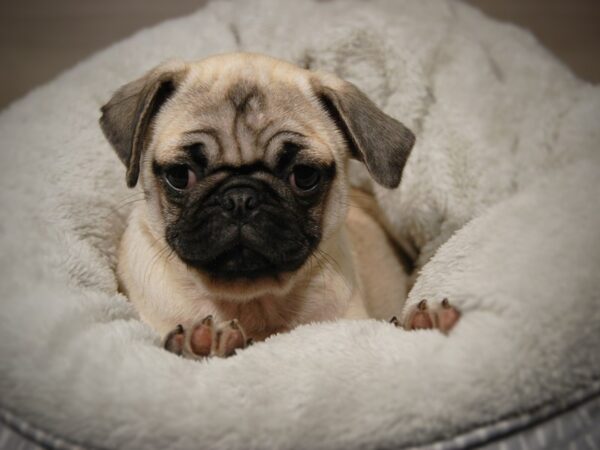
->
[0,0,599,449]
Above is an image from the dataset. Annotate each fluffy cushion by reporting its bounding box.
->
[0,0,599,449]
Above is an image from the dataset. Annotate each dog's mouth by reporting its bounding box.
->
[204,245,277,279]
[177,240,310,281]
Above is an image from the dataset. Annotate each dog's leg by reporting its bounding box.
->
[391,298,460,334]
[163,316,249,359]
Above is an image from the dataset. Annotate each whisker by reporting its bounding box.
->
[114,197,145,211]
[142,242,173,296]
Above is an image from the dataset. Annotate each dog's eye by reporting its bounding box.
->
[164,165,196,191]
[290,165,321,192]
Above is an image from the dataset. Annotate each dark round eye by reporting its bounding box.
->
[164,165,196,191]
[290,165,321,192]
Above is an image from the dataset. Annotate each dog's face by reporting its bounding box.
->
[100,53,414,297]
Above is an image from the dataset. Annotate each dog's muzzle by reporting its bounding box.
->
[167,175,316,280]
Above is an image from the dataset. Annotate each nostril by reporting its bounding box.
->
[245,194,258,211]
[222,197,235,211]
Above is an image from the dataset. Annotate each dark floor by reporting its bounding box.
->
[0,0,599,108]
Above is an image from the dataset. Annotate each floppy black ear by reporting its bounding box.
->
[312,77,415,188]
[99,62,187,188]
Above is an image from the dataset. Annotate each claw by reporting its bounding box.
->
[163,324,186,355]
[215,322,246,357]
[438,299,460,334]
[189,316,215,357]
[409,299,434,330]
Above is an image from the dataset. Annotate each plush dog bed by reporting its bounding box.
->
[1,0,599,449]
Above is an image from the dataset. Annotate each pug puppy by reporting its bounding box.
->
[100,53,459,358]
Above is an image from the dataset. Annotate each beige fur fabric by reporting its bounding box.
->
[0,0,599,449]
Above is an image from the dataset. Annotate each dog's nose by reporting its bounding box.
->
[219,186,261,219]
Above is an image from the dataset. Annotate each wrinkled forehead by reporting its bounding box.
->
[151,60,334,167]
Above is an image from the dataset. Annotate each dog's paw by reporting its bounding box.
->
[390,298,460,335]
[163,316,250,359]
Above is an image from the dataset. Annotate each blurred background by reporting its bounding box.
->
[0,0,599,108]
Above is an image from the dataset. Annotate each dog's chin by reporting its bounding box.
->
[178,246,308,301]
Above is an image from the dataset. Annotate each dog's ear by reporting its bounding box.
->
[100,61,188,188]
[311,75,415,188]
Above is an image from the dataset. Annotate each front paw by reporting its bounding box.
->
[163,316,250,359]
[391,298,460,334]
